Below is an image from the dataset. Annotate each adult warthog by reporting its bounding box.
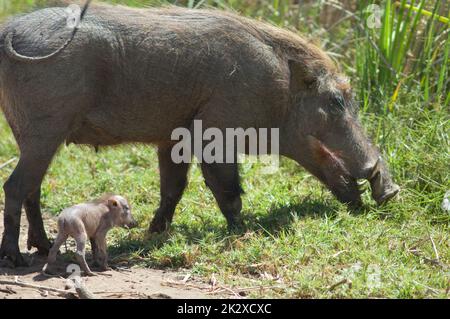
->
[0,3,399,265]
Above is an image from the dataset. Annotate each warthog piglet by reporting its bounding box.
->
[42,194,137,276]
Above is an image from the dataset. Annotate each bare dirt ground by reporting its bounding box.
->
[0,210,216,299]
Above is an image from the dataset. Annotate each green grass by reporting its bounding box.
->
[0,0,449,298]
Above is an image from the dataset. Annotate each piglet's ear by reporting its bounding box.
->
[108,199,118,207]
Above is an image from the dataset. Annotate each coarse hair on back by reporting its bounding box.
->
[69,1,339,78]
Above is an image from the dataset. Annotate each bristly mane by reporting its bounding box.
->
[84,2,339,78]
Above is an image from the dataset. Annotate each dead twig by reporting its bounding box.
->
[328,279,351,291]
[0,276,97,299]
[429,235,440,262]
[405,237,448,269]
[0,286,17,294]
[163,278,288,298]
[94,290,140,294]
[75,284,96,299]
[94,291,171,299]
[181,273,191,284]
[111,266,133,273]
[1,277,69,294]
[94,272,113,277]
[232,285,287,293]
[408,249,448,269]
[0,277,73,297]
[412,280,441,295]
[161,279,207,291]
[332,250,348,258]
[210,286,242,298]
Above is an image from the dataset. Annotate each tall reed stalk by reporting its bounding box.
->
[356,0,449,112]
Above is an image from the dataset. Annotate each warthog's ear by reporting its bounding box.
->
[108,198,119,208]
[288,59,317,94]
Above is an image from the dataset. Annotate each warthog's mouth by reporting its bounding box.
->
[330,175,363,208]
[305,135,399,206]
[330,156,400,207]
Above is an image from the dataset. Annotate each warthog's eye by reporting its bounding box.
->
[331,94,345,111]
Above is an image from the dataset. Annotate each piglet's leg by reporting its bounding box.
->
[90,238,99,267]
[74,233,95,276]
[42,232,68,274]
[95,235,110,271]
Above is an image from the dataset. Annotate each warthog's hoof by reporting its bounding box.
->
[0,240,27,267]
[27,231,51,255]
[148,219,170,234]
[227,218,246,234]
[41,263,60,277]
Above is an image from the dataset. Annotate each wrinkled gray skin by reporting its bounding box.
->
[0,4,399,266]
[42,194,137,276]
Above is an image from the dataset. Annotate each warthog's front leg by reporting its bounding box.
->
[200,162,244,231]
[149,144,191,233]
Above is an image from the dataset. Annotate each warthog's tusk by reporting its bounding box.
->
[357,180,368,194]
[368,157,382,181]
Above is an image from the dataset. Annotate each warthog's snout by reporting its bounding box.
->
[368,158,400,205]
[307,134,400,207]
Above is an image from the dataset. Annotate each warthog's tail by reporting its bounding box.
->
[4,0,92,63]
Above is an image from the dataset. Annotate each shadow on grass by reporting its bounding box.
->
[108,197,356,268]
[246,199,341,234]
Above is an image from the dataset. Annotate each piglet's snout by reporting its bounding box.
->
[125,219,138,229]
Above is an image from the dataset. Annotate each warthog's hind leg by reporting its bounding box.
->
[24,188,51,255]
[0,134,62,266]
